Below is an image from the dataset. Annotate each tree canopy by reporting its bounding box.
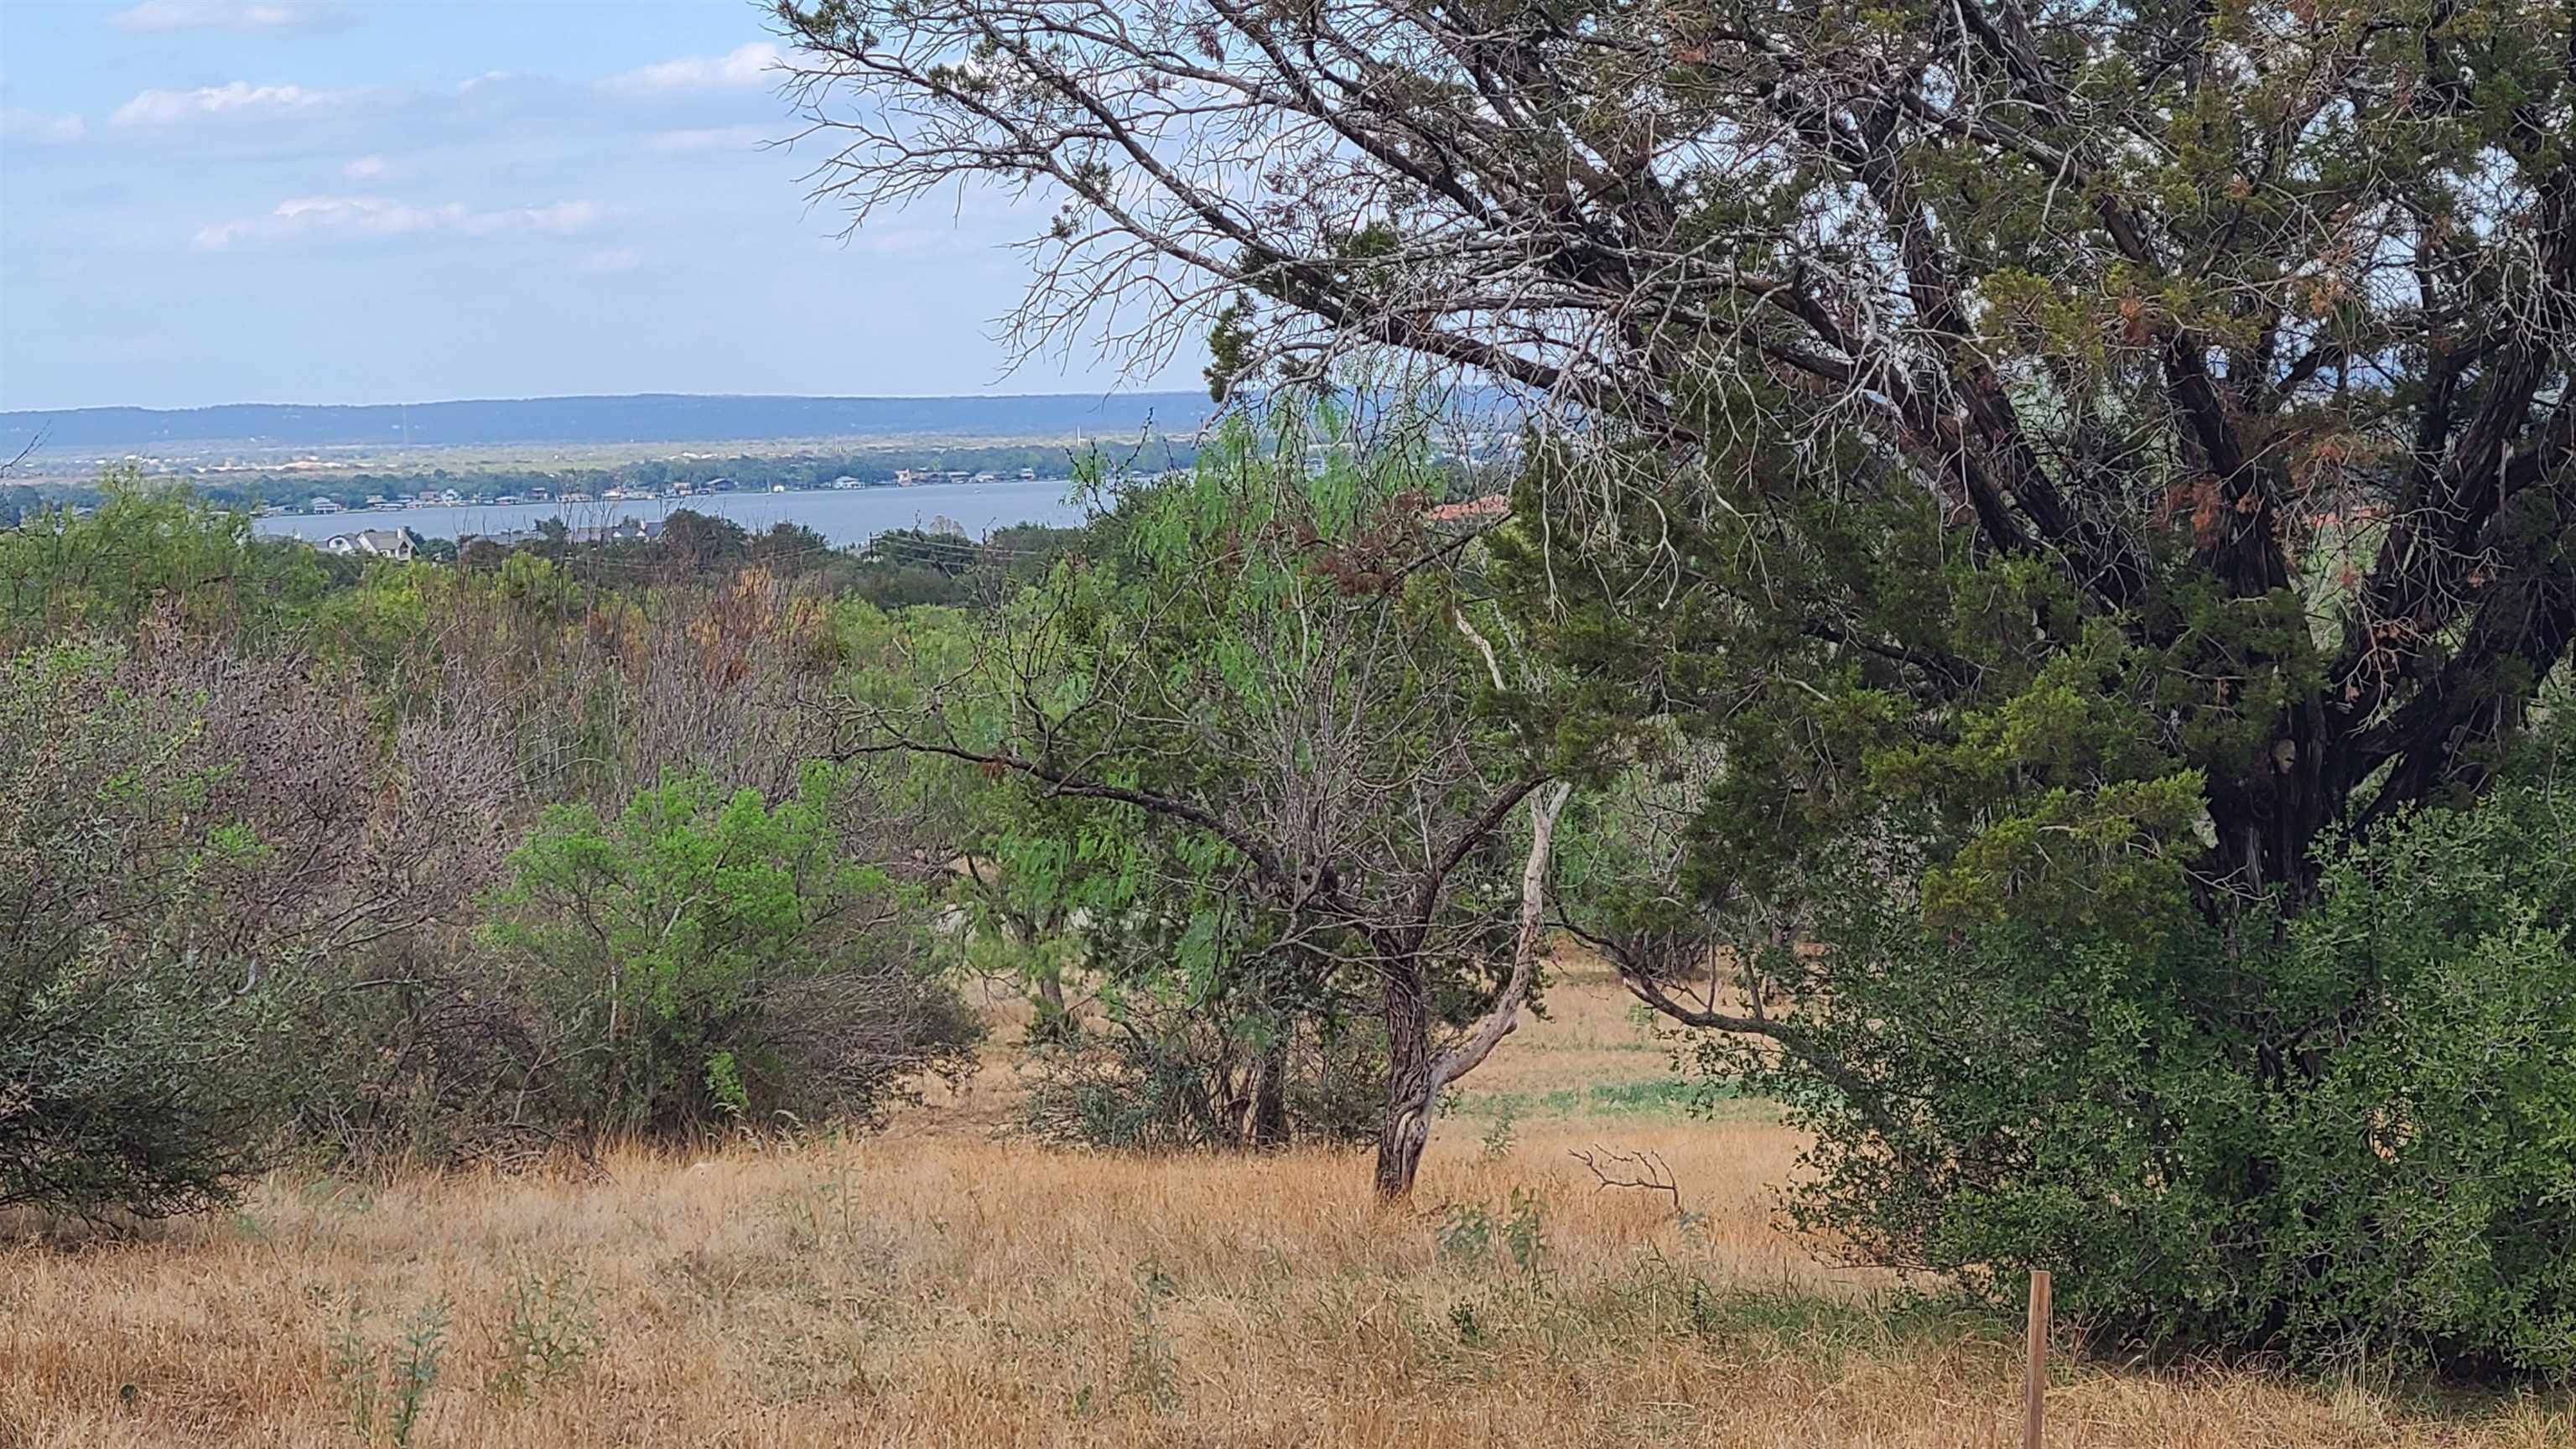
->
[781,0,2573,907]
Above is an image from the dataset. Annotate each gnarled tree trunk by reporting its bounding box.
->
[1374,959,1437,1197]
[1371,782,1574,1198]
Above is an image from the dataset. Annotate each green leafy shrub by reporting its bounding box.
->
[1435,1200,1495,1264]
[0,476,335,647]
[1722,785,2576,1378]
[330,1296,449,1447]
[487,1265,606,1400]
[482,766,979,1141]
[1434,1189,1547,1279]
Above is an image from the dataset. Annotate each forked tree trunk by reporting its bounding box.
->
[1374,966,1437,1196]
[1370,782,1574,1198]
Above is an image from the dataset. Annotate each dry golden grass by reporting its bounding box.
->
[6,969,2569,1447]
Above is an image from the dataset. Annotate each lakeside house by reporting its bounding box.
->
[309,496,344,514]
[320,527,424,562]
[575,517,663,544]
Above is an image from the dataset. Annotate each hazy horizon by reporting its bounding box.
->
[8,386,1205,417]
[1,390,1227,462]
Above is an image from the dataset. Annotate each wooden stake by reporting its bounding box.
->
[2023,1269,2051,1449]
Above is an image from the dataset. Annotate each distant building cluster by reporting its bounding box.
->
[313,486,553,514]
[285,517,666,561]
[894,468,1038,486]
[459,518,663,549]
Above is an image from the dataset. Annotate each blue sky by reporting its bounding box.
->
[0,1,1187,410]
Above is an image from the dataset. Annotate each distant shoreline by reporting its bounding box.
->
[249,476,1092,548]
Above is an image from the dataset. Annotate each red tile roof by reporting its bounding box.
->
[1426,494,1509,523]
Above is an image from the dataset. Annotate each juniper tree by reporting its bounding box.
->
[780,0,2570,905]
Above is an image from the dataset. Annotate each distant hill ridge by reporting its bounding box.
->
[2,392,1218,453]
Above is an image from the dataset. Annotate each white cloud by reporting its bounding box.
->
[0,109,87,145]
[191,220,259,250]
[601,43,781,96]
[342,154,387,181]
[112,81,356,127]
[647,125,769,154]
[195,195,600,249]
[110,2,348,34]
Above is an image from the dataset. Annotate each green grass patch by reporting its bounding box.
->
[1445,1076,1744,1120]
[1670,1283,1997,1355]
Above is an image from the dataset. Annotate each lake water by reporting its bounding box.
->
[250,478,1092,546]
